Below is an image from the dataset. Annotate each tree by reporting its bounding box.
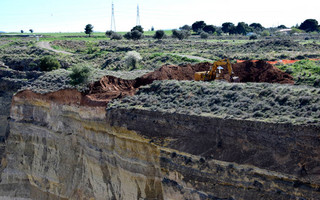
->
[131,25,144,33]
[153,30,165,40]
[124,32,132,40]
[277,25,287,29]
[236,22,252,35]
[124,30,143,40]
[249,23,264,32]
[29,29,33,33]
[105,30,114,37]
[20,30,24,33]
[151,26,154,31]
[131,30,143,40]
[172,29,190,40]
[192,21,206,33]
[203,25,216,34]
[299,19,319,32]
[180,25,191,31]
[85,24,94,37]
[222,22,236,34]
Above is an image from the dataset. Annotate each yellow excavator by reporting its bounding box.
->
[194,59,238,82]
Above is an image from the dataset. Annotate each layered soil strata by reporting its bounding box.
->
[0,87,318,199]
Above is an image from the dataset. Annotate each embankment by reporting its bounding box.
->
[0,86,319,199]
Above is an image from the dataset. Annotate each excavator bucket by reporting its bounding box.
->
[195,71,211,81]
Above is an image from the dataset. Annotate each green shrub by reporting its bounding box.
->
[260,30,270,36]
[124,30,143,40]
[110,32,123,40]
[249,35,258,40]
[200,32,209,39]
[69,64,93,85]
[124,51,142,70]
[277,60,320,87]
[38,56,61,71]
[172,29,190,40]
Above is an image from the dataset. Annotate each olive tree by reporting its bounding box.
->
[85,24,94,37]
[153,30,165,40]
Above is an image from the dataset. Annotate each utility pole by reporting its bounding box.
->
[136,4,140,26]
[111,1,116,31]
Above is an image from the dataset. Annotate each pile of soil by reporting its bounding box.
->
[233,60,294,84]
[84,76,137,106]
[135,62,210,86]
[84,61,294,106]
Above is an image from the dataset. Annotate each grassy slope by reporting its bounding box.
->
[109,80,320,125]
[277,60,320,87]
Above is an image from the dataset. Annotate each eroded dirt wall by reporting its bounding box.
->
[0,89,318,199]
[107,108,320,183]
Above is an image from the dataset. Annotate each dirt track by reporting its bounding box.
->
[37,41,74,55]
[170,53,213,62]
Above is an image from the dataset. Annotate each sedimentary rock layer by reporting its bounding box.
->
[0,89,319,199]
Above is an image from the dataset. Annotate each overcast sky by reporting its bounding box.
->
[1,0,319,32]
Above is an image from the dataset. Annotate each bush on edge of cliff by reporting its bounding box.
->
[69,64,93,86]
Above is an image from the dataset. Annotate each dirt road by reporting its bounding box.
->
[171,54,213,62]
[37,41,74,55]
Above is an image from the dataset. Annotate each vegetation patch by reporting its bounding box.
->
[277,60,320,87]
[109,80,320,125]
[38,56,61,71]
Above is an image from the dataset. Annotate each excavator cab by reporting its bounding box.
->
[194,59,239,82]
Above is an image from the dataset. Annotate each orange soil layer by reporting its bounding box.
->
[237,59,320,65]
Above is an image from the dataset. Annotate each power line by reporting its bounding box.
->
[136,4,140,26]
[111,1,116,31]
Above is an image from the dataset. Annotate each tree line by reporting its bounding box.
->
[82,18,320,40]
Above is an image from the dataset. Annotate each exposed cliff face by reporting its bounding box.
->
[1,89,319,199]
[1,90,163,200]
[108,108,320,180]
[0,67,42,138]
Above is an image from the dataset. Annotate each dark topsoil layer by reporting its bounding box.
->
[85,61,293,106]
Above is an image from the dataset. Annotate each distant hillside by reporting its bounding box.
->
[0,31,6,33]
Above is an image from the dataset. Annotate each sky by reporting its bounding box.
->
[1,0,320,33]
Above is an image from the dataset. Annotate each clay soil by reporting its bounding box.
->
[84,61,294,106]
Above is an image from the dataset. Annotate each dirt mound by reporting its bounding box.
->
[233,60,294,84]
[84,76,137,106]
[135,62,211,86]
[84,61,293,106]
